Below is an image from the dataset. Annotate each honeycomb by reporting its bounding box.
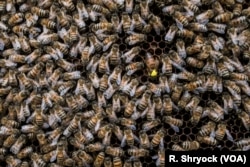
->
[0,0,250,167]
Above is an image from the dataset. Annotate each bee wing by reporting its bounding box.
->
[121,135,126,147]
[130,20,135,31]
[152,155,158,159]
[129,125,136,131]
[94,120,101,132]
[210,130,216,138]
[140,107,149,118]
[175,19,184,30]
[26,111,35,123]
[159,138,164,149]
[170,124,179,133]
[130,86,136,97]
[225,130,234,142]
[0,39,4,51]
[243,145,250,151]
[50,150,57,162]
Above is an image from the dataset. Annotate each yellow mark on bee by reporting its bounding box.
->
[150,70,158,77]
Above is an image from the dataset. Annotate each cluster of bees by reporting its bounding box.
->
[0,0,250,166]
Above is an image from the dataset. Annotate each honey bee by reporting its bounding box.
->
[3,133,19,148]
[47,127,63,144]
[85,142,104,153]
[184,79,203,91]
[198,121,216,137]
[197,136,218,146]
[98,54,110,74]
[124,99,136,117]
[151,129,165,148]
[165,24,178,43]
[142,119,161,132]
[162,4,182,16]
[230,72,248,81]
[148,14,164,35]
[92,4,110,16]
[113,124,124,142]
[58,0,75,11]
[105,146,125,157]
[104,157,112,167]
[13,90,29,105]
[87,112,103,132]
[99,74,109,92]
[122,46,141,64]
[139,0,150,19]
[94,152,105,167]
[190,106,203,125]
[9,134,26,154]
[162,95,174,115]
[238,111,250,130]
[195,9,214,24]
[185,96,200,112]
[235,138,250,148]
[122,78,139,97]
[208,100,225,118]
[214,12,233,23]
[224,80,241,94]
[207,22,227,34]
[172,144,186,151]
[163,111,182,129]
[242,96,250,114]
[106,44,120,65]
[63,113,81,137]
[102,0,117,12]
[139,130,150,149]
[111,14,122,34]
[31,6,49,17]
[121,128,136,147]
[105,104,119,123]
[125,62,144,76]
[8,13,24,26]
[188,23,208,32]
[6,155,22,167]
[171,84,183,103]
[26,108,47,127]
[102,35,119,51]
[215,123,233,142]
[120,117,136,130]
[125,32,147,45]
[36,132,48,146]
[17,146,33,159]
[186,57,204,68]
[73,131,87,145]
[137,90,152,111]
[173,11,189,30]
[127,148,149,158]
[88,33,103,53]
[222,92,234,114]
[182,141,200,151]
[130,12,146,32]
